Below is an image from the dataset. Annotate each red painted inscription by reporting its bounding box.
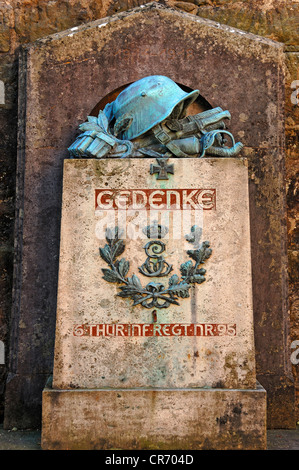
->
[95,189,216,211]
[73,323,236,337]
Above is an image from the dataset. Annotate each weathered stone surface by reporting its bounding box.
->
[285,50,299,422]
[42,381,267,450]
[169,0,299,50]
[0,3,13,53]
[2,1,299,53]
[13,0,107,44]
[4,3,295,428]
[52,158,256,390]
[0,25,10,53]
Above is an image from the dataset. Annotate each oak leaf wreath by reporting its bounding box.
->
[99,226,212,309]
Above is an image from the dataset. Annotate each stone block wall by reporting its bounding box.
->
[0,0,298,424]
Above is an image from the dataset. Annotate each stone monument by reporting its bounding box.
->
[41,76,267,449]
[6,0,293,436]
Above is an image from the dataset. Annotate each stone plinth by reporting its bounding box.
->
[42,380,266,450]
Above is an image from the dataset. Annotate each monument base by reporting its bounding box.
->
[41,379,267,450]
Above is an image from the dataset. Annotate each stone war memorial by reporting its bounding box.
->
[5,2,296,450]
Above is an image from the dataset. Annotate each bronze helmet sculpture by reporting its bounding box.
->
[111,75,199,141]
[68,75,243,159]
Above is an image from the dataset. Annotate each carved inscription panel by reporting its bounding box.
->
[53,158,256,390]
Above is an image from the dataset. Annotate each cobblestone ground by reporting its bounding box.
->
[0,424,298,450]
[0,425,41,450]
[267,426,299,450]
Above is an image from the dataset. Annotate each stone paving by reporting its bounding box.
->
[267,427,299,450]
[0,424,298,450]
